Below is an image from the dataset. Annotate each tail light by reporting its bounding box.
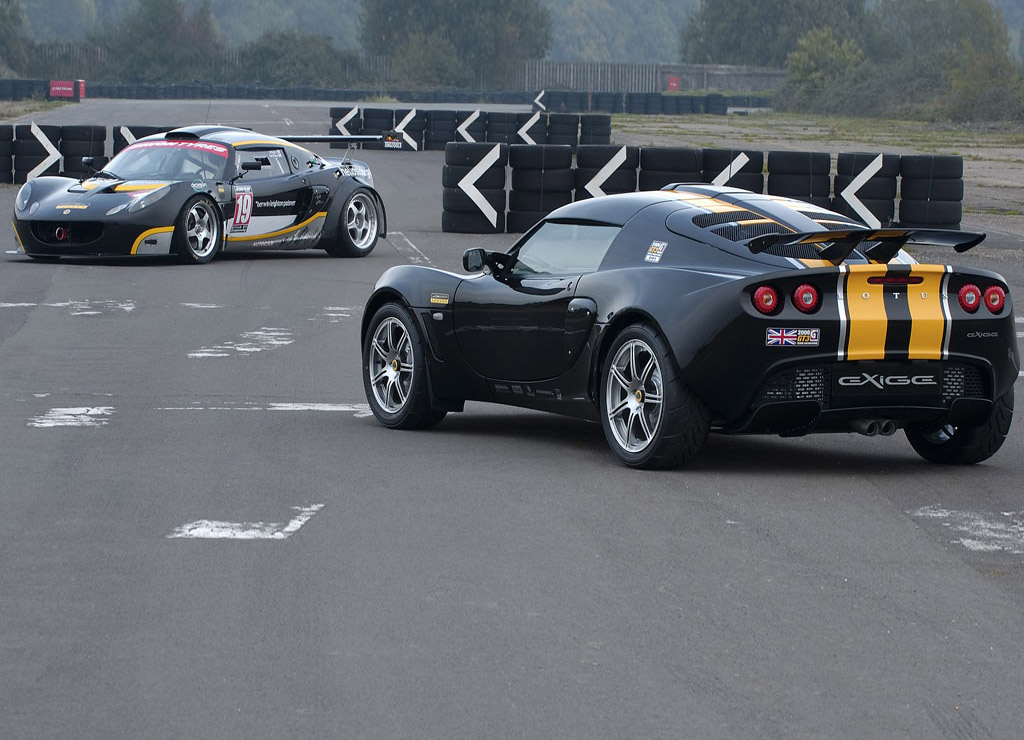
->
[752,285,781,315]
[984,285,1006,314]
[793,284,820,314]
[958,284,981,313]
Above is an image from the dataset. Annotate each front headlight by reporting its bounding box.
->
[127,186,170,213]
[15,182,32,212]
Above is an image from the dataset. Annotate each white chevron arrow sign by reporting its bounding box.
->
[459,144,502,227]
[711,153,750,187]
[394,108,419,151]
[585,146,628,198]
[118,125,137,146]
[534,90,547,111]
[516,111,541,145]
[456,110,481,143]
[27,122,61,181]
[333,107,359,136]
[840,153,884,229]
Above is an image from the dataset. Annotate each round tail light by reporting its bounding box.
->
[984,285,1006,314]
[752,285,781,315]
[793,284,820,314]
[958,284,981,313]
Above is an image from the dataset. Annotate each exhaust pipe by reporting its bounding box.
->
[851,419,880,437]
[879,420,897,436]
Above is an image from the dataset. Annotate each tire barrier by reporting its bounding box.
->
[13,124,61,183]
[579,114,612,146]
[0,124,13,184]
[394,108,427,151]
[639,147,702,190]
[507,144,574,233]
[515,112,548,145]
[455,109,486,143]
[441,142,508,234]
[767,150,832,210]
[360,108,395,151]
[328,106,362,149]
[425,109,457,151]
[546,113,579,150]
[832,152,900,227]
[59,124,107,178]
[702,148,764,192]
[574,145,640,201]
[898,155,965,229]
[484,112,518,145]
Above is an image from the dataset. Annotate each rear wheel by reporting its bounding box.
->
[326,189,379,257]
[599,324,709,469]
[906,389,1013,464]
[175,195,222,264]
[363,303,446,429]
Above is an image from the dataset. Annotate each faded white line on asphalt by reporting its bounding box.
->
[313,306,359,323]
[28,407,114,428]
[156,401,373,417]
[389,231,433,266]
[913,505,1024,554]
[167,504,324,540]
[181,303,224,309]
[189,327,293,358]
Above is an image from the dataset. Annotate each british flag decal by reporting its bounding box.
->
[766,328,820,347]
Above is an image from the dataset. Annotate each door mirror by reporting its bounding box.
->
[463,248,487,273]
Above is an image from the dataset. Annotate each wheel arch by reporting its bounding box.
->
[589,308,676,404]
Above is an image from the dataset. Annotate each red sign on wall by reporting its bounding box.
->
[49,80,76,98]
[667,76,680,92]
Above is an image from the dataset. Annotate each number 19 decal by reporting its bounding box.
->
[233,191,253,226]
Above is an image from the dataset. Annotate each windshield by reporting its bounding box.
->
[103,139,230,180]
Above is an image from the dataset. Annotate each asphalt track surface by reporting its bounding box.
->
[2,100,1023,739]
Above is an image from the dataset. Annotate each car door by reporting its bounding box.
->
[452,221,619,382]
[226,145,316,248]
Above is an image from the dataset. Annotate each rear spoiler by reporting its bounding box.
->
[746,228,985,265]
[281,130,402,149]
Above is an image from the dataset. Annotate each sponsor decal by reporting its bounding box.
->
[56,204,87,210]
[255,199,296,209]
[429,292,450,305]
[49,80,77,98]
[766,328,820,347]
[124,140,230,158]
[231,190,253,233]
[967,331,999,338]
[644,240,668,264]
[191,180,205,191]
[836,373,938,389]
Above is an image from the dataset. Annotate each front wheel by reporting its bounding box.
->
[174,195,222,264]
[326,189,380,257]
[599,324,709,469]
[363,303,446,429]
[906,389,1014,464]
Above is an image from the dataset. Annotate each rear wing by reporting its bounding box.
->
[746,228,985,265]
[281,130,402,148]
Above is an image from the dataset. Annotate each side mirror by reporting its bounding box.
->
[241,160,264,171]
[463,248,488,273]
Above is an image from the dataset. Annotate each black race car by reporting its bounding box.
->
[361,185,1018,468]
[12,125,388,263]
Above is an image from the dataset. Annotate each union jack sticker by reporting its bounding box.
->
[766,328,820,347]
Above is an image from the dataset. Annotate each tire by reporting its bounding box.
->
[506,210,546,233]
[767,174,831,198]
[174,195,223,264]
[899,177,964,201]
[599,324,709,469]
[363,303,447,429]
[576,145,639,169]
[510,168,574,192]
[508,190,572,212]
[640,147,702,172]
[574,167,637,196]
[767,150,831,175]
[325,188,380,257]
[900,155,963,180]
[837,152,900,178]
[639,170,702,190]
[442,164,506,189]
[898,199,962,226]
[702,148,764,175]
[509,144,573,170]
[442,186,506,214]
[833,174,898,200]
[906,389,1013,464]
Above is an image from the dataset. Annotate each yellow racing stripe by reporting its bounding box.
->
[907,265,949,360]
[844,265,888,360]
[131,226,174,254]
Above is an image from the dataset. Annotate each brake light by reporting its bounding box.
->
[984,285,1006,314]
[752,285,781,315]
[793,284,820,314]
[959,284,981,313]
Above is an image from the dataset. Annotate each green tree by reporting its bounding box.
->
[1,0,28,71]
[23,0,96,42]
[237,29,366,86]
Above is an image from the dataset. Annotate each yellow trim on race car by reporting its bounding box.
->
[11,220,25,253]
[225,211,327,242]
[115,183,168,192]
[844,264,890,360]
[131,226,175,254]
[907,265,950,360]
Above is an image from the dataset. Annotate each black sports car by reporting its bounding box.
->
[361,185,1018,468]
[12,125,387,263]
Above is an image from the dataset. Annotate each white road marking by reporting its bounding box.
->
[313,306,359,323]
[188,327,293,358]
[156,401,373,417]
[1,300,135,314]
[913,505,1024,554]
[181,303,224,309]
[389,231,433,266]
[28,406,114,428]
[0,302,36,307]
[168,504,324,540]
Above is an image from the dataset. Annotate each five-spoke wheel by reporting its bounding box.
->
[175,195,222,264]
[327,189,380,257]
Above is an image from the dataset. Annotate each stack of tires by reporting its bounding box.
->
[455,110,486,143]
[766,151,831,208]
[360,108,395,150]
[0,125,12,184]
[507,144,574,233]
[702,148,764,193]
[13,124,60,183]
[515,112,548,145]
[592,92,623,114]
[705,94,727,115]
[485,112,518,145]
[328,106,361,149]
[832,152,899,226]
[59,125,107,178]
[546,113,579,149]
[113,125,173,155]
[441,142,507,234]
[393,109,427,151]
[580,114,612,145]
[639,148,702,190]
[574,145,639,200]
[425,110,458,151]
[898,155,964,229]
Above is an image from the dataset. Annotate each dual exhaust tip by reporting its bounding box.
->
[851,419,898,437]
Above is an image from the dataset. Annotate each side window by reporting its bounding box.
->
[511,222,619,276]
[235,147,291,181]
